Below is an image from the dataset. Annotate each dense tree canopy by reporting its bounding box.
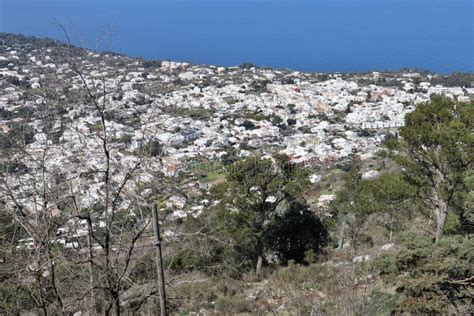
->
[211,155,323,275]
[388,97,474,241]
[176,155,327,277]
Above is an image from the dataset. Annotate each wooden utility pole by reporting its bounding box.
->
[152,204,167,316]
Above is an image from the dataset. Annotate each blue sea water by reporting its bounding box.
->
[0,0,473,73]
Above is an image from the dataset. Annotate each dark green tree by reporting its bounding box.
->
[210,155,321,276]
[367,173,416,242]
[331,165,377,255]
[387,97,474,242]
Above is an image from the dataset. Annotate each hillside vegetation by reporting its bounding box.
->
[1,97,472,315]
[0,34,473,315]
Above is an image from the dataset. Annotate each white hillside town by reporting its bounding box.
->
[0,34,473,250]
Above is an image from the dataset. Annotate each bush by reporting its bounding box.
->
[129,255,156,282]
[369,288,399,315]
[241,120,256,130]
[287,118,297,126]
[304,249,318,264]
[271,262,329,290]
[271,115,283,126]
[146,140,162,157]
[374,233,474,314]
[214,296,252,313]
[372,254,397,282]
[444,211,462,235]
[165,249,197,273]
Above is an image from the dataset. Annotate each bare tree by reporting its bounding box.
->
[0,26,168,314]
